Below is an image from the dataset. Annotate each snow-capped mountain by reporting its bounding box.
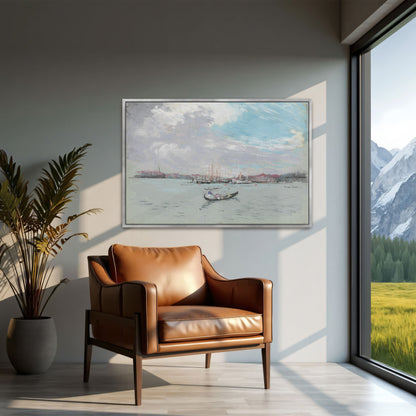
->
[371,138,416,241]
[372,137,416,201]
[371,141,392,182]
[390,148,400,157]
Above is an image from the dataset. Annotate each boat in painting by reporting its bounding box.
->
[204,190,239,201]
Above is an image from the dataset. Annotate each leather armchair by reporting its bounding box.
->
[84,245,273,405]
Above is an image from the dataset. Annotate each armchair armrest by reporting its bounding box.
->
[202,255,273,343]
[88,256,158,354]
[121,281,158,354]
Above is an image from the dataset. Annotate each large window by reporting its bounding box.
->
[351,1,416,394]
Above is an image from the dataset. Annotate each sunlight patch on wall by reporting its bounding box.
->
[312,134,327,223]
[289,81,327,130]
[277,227,327,362]
[80,173,122,242]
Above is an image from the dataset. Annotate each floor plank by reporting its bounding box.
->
[0,360,415,415]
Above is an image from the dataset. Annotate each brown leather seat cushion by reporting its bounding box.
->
[158,305,263,343]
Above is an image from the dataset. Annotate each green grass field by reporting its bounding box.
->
[371,282,416,376]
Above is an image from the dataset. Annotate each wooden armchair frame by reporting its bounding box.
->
[84,309,270,405]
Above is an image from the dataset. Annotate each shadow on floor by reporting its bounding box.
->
[274,364,361,416]
[0,364,168,406]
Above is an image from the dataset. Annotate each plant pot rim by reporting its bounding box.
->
[12,316,53,321]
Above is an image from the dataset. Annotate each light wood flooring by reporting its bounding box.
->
[0,358,415,415]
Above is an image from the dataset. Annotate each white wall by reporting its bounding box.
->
[0,0,349,364]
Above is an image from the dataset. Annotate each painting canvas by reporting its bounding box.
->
[122,99,311,227]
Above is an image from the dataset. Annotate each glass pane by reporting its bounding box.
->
[370,16,416,377]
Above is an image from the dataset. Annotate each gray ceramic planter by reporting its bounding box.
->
[6,317,57,374]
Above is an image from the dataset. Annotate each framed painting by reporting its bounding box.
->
[122,99,311,227]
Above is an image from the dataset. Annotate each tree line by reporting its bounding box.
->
[371,235,416,282]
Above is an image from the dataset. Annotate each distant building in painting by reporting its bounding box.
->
[134,169,307,183]
[248,173,280,183]
[135,170,166,178]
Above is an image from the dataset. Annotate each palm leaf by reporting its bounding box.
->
[32,144,91,229]
[0,150,32,230]
[35,208,102,257]
[0,144,100,318]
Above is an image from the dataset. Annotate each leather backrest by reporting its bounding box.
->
[108,244,208,306]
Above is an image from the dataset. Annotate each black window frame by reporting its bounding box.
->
[350,0,416,395]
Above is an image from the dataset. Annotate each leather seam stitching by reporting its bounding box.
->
[109,245,118,283]
[159,316,262,322]
[160,331,263,342]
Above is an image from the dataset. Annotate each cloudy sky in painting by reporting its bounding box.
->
[125,101,309,176]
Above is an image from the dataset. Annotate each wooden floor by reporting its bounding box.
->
[0,358,415,415]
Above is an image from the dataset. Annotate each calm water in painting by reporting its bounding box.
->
[126,178,308,225]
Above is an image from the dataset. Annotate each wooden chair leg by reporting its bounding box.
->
[205,353,212,369]
[133,354,143,405]
[261,344,270,389]
[83,344,92,382]
[83,310,92,383]
[133,313,142,405]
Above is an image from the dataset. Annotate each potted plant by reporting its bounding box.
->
[0,144,99,374]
